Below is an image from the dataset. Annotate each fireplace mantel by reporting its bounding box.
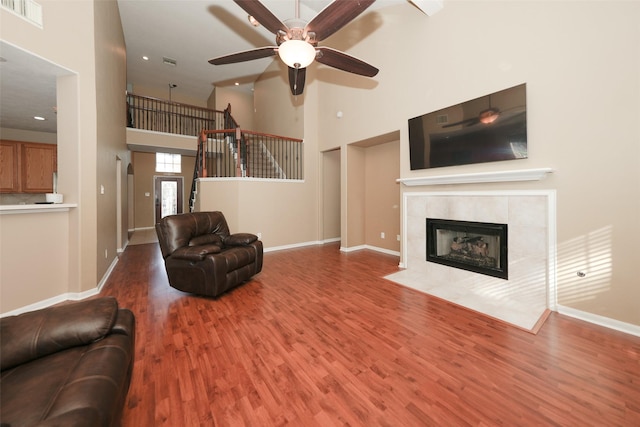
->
[397,168,553,187]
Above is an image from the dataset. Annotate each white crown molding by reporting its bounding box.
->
[397,168,553,187]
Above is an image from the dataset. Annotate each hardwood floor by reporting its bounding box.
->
[100,242,640,426]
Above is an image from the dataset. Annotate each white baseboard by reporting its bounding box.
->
[556,304,640,337]
[1,256,119,318]
[263,240,323,253]
[340,244,400,257]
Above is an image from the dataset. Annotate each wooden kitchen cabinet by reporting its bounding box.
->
[0,141,20,192]
[0,140,57,193]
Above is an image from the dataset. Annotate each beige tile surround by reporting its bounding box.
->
[386,191,556,332]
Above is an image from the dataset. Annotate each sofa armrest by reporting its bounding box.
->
[224,233,258,246]
[172,244,222,261]
[0,297,118,371]
[111,308,135,338]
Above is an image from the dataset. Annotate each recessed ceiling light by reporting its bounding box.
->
[34,116,46,121]
[142,56,149,61]
[235,82,239,86]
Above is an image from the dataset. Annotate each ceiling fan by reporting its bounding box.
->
[208,0,379,95]
[442,97,502,129]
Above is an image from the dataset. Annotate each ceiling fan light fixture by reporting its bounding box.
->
[278,40,316,69]
[479,108,500,124]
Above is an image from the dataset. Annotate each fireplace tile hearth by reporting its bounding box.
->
[389,191,554,332]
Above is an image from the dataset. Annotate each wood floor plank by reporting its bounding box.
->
[100,242,640,426]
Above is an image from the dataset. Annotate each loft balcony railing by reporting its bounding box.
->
[124,94,303,211]
[196,129,304,180]
[126,93,237,136]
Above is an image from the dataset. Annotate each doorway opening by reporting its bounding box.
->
[155,176,183,224]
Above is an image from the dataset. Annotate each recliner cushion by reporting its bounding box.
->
[189,233,223,247]
[172,244,222,261]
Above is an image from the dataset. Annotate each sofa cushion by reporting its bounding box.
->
[224,233,258,246]
[1,297,118,371]
[189,233,223,247]
[0,332,133,427]
[172,244,222,261]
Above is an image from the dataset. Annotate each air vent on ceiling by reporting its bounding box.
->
[1,0,43,27]
[162,56,177,67]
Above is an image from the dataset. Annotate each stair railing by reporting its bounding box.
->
[197,129,303,180]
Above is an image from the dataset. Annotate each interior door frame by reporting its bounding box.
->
[154,176,183,224]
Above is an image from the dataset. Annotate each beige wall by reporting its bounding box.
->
[322,149,341,241]
[364,140,400,252]
[0,128,56,144]
[196,61,318,248]
[129,83,207,108]
[132,151,195,229]
[345,145,365,247]
[1,0,126,312]
[94,0,128,281]
[254,60,304,138]
[317,1,640,325]
[214,86,255,131]
[0,211,70,311]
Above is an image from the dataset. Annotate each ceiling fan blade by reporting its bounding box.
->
[306,0,376,42]
[315,47,378,77]
[442,118,479,128]
[288,66,306,95]
[208,47,277,65]
[233,0,288,35]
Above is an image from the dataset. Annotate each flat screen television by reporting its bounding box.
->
[408,83,527,170]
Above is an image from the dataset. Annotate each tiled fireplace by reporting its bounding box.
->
[426,218,508,279]
[386,189,556,332]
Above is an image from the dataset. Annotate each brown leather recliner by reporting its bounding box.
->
[0,297,135,427]
[155,211,263,297]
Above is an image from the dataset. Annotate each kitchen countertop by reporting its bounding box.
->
[0,203,78,215]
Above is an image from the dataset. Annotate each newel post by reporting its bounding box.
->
[199,130,208,178]
[236,127,242,177]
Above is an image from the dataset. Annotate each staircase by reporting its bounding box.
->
[243,140,285,179]
[190,127,303,211]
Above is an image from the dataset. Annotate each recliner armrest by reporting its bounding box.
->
[224,233,258,246]
[0,297,119,371]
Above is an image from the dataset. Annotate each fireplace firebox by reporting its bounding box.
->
[426,218,508,279]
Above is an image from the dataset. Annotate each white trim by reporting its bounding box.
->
[339,244,400,257]
[340,244,366,253]
[397,168,553,187]
[97,256,119,291]
[322,237,341,244]
[263,240,323,253]
[198,177,305,184]
[0,288,100,318]
[133,226,155,232]
[0,203,77,214]
[0,252,119,318]
[557,305,640,338]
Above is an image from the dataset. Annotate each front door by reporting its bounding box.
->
[155,176,183,223]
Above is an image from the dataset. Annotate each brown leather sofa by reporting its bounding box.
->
[0,297,135,427]
[155,211,263,297]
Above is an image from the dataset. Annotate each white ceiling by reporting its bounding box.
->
[1,0,428,134]
[0,41,70,134]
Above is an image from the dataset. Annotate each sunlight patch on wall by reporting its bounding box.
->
[556,225,613,304]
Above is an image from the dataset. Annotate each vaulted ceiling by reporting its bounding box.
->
[1,0,439,133]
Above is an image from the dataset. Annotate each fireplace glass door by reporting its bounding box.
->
[426,218,508,279]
